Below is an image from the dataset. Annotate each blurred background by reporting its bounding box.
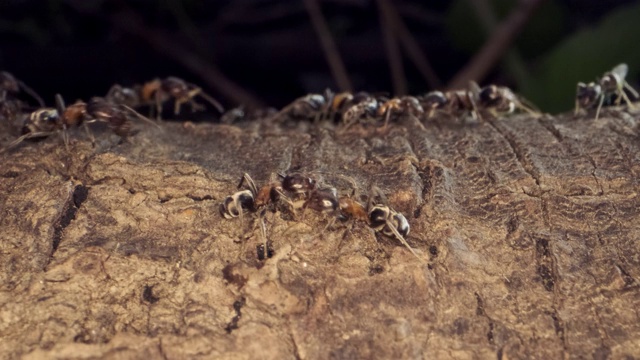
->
[1,0,639,115]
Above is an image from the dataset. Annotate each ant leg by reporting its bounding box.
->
[193,89,224,113]
[174,97,185,115]
[259,214,268,261]
[82,123,96,145]
[322,214,337,233]
[61,127,70,150]
[517,97,541,116]
[624,81,640,99]
[618,88,637,110]
[274,188,297,220]
[238,173,259,196]
[155,93,163,121]
[594,95,605,121]
[469,95,483,122]
[121,105,161,128]
[381,109,392,132]
[385,221,424,263]
[368,186,388,208]
[188,98,206,113]
[409,114,427,131]
[0,131,54,154]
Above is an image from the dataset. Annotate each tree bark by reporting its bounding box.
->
[1,109,639,359]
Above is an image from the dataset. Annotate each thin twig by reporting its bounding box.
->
[468,0,531,89]
[382,0,441,89]
[303,0,353,92]
[448,0,544,89]
[377,0,407,95]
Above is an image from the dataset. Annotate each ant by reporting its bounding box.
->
[303,186,340,216]
[107,77,224,120]
[575,63,639,121]
[277,171,342,229]
[376,96,424,129]
[366,186,423,263]
[0,71,44,107]
[221,173,296,259]
[334,181,423,262]
[272,91,331,123]
[477,84,540,117]
[279,172,317,197]
[341,95,380,128]
[323,91,354,122]
[220,173,294,221]
[105,84,142,108]
[142,77,224,120]
[1,94,155,153]
[319,91,378,123]
[419,83,481,123]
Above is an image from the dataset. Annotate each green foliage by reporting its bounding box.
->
[445,0,565,58]
[526,2,640,113]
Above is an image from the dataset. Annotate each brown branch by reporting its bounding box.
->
[377,0,407,95]
[383,0,441,89]
[447,0,545,89]
[303,0,353,92]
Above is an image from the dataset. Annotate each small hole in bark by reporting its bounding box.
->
[429,245,438,257]
[142,285,159,304]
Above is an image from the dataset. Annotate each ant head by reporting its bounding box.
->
[576,82,601,107]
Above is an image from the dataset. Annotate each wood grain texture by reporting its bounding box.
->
[1,109,639,359]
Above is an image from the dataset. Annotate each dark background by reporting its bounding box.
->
[1,0,639,115]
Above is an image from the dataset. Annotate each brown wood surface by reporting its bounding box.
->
[1,109,639,359]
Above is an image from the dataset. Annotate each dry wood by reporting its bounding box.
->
[1,108,640,359]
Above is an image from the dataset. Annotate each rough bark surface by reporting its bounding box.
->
[1,109,640,359]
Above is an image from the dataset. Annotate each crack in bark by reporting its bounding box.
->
[583,154,604,196]
[587,297,612,348]
[485,119,541,190]
[288,327,302,360]
[158,338,169,360]
[47,183,89,268]
[537,117,564,143]
[474,292,496,346]
[537,119,604,195]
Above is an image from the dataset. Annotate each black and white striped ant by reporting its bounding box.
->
[575,63,638,121]
[1,94,155,153]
